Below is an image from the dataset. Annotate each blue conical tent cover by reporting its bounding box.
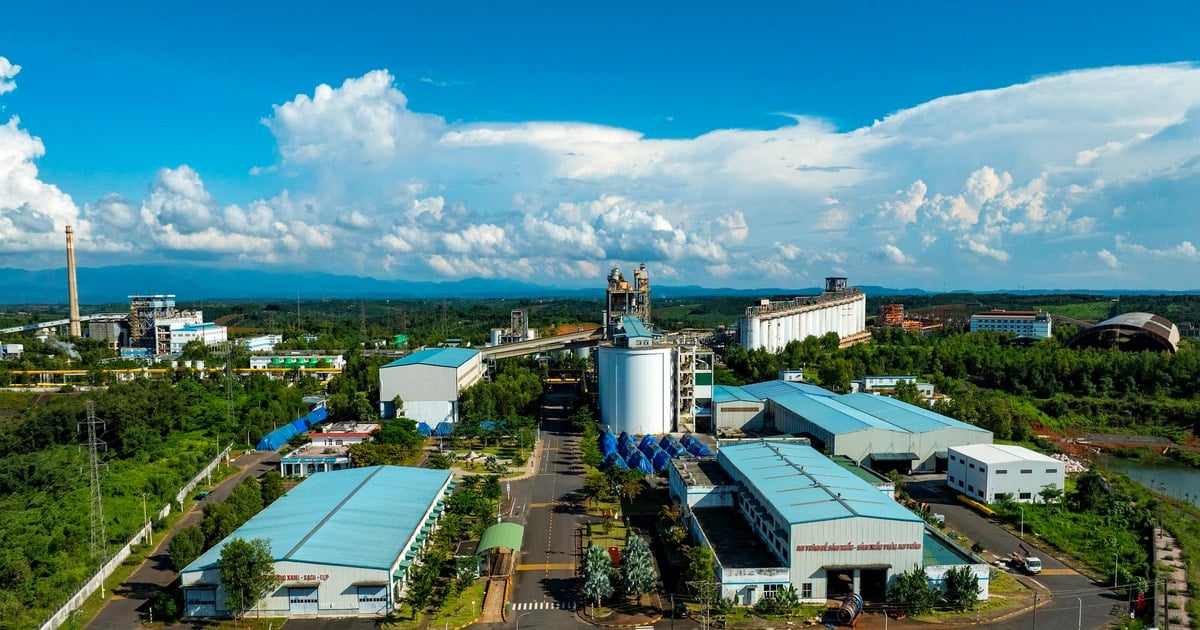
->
[686,441,713,456]
[619,440,637,459]
[667,441,688,458]
[681,434,698,448]
[627,450,653,474]
[600,441,618,458]
[640,441,661,458]
[417,422,433,436]
[600,431,617,450]
[639,434,658,450]
[652,449,671,472]
[433,422,454,436]
[604,452,628,470]
[659,435,673,450]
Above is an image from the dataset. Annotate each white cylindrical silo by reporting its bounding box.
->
[597,345,673,435]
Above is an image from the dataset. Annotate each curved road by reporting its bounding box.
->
[904,477,1129,630]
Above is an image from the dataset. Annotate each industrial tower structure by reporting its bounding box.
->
[604,264,651,339]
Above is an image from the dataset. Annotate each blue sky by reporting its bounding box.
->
[3,2,1200,291]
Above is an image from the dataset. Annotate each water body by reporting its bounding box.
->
[1098,455,1200,508]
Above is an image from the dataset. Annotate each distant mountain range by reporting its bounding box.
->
[0,265,1189,305]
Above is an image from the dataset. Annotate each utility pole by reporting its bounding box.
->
[80,400,108,596]
[140,492,151,542]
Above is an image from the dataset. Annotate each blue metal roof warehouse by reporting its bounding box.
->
[713,380,991,473]
[181,465,454,618]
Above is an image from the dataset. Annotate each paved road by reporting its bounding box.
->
[86,449,281,630]
[500,389,590,629]
[904,476,1127,630]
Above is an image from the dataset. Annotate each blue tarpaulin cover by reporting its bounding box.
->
[256,406,328,450]
[626,450,653,474]
[433,422,454,436]
[417,422,433,436]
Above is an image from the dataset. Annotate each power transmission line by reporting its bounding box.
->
[80,400,108,595]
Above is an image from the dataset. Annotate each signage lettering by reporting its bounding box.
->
[794,542,921,552]
[275,573,330,581]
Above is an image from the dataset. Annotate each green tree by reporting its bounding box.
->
[217,538,280,619]
[941,565,979,611]
[167,526,206,571]
[260,471,285,507]
[683,544,715,584]
[582,544,614,613]
[201,502,241,548]
[620,535,657,603]
[887,565,937,615]
[224,477,263,522]
[1038,484,1063,506]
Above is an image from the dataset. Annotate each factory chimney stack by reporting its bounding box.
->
[66,225,81,337]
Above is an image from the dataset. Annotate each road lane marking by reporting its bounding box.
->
[529,502,560,508]
[516,563,575,571]
[1037,568,1078,576]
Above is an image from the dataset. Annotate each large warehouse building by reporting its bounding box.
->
[738,277,868,352]
[714,380,992,473]
[947,444,1064,503]
[182,466,452,618]
[378,347,484,425]
[668,440,987,605]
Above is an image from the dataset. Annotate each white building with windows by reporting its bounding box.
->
[946,444,1064,503]
[969,310,1052,338]
[168,322,228,354]
[239,334,284,352]
[181,466,453,618]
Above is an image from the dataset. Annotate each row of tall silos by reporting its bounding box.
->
[739,292,867,353]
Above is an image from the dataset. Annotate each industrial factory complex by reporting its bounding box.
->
[4,234,1121,625]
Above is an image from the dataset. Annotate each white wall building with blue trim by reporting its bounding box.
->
[180,466,453,618]
[378,347,484,426]
[668,440,988,606]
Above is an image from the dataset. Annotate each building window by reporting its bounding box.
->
[763,584,781,599]
[993,493,1006,501]
[802,583,813,598]
[1020,469,1032,474]
[969,463,975,469]
[967,485,974,493]
[947,474,955,483]
[957,479,964,487]
[1019,492,1032,500]
[1046,468,1058,474]
[996,469,1007,475]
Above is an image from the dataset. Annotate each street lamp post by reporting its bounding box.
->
[1113,553,1119,588]
[516,611,532,629]
[1019,506,1024,540]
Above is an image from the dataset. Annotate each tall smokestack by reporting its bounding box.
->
[66,225,81,337]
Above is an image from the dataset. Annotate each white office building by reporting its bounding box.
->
[946,444,1064,503]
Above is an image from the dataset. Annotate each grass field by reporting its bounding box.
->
[1036,302,1112,321]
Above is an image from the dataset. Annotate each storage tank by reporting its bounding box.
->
[598,345,673,435]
